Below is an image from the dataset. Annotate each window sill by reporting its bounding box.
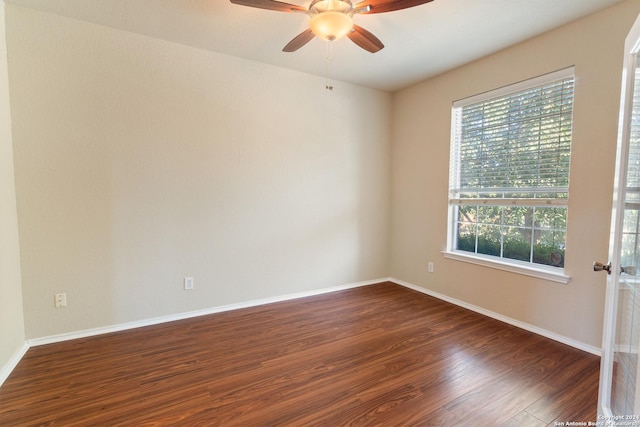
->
[442,251,571,284]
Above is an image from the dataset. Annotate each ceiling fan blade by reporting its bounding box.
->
[355,0,433,14]
[283,29,315,52]
[230,0,307,13]
[347,25,384,53]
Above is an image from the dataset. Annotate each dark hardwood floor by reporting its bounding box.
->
[0,282,600,426]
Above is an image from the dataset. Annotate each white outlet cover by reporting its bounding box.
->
[184,277,194,290]
[55,293,67,307]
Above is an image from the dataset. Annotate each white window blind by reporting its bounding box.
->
[450,68,574,206]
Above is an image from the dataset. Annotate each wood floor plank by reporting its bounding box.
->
[448,378,553,426]
[502,411,548,427]
[0,282,601,426]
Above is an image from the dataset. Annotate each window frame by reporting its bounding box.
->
[444,68,575,284]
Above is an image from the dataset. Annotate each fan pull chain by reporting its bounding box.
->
[325,41,334,91]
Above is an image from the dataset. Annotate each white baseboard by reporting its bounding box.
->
[389,277,602,356]
[5,276,599,388]
[28,278,387,347]
[0,341,29,388]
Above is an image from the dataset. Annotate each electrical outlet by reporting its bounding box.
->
[184,277,194,290]
[428,262,434,273]
[54,293,67,308]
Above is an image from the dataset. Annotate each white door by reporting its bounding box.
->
[597,12,640,418]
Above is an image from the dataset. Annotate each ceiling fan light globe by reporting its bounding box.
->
[310,11,353,41]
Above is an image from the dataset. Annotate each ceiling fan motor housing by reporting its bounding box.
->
[309,0,354,41]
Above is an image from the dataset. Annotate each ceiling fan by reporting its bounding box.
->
[229,0,434,53]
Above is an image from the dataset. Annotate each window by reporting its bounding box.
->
[447,68,574,278]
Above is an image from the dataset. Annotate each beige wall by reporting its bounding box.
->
[6,5,391,339]
[0,0,25,377]
[390,0,640,349]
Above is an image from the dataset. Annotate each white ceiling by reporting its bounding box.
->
[6,0,627,92]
